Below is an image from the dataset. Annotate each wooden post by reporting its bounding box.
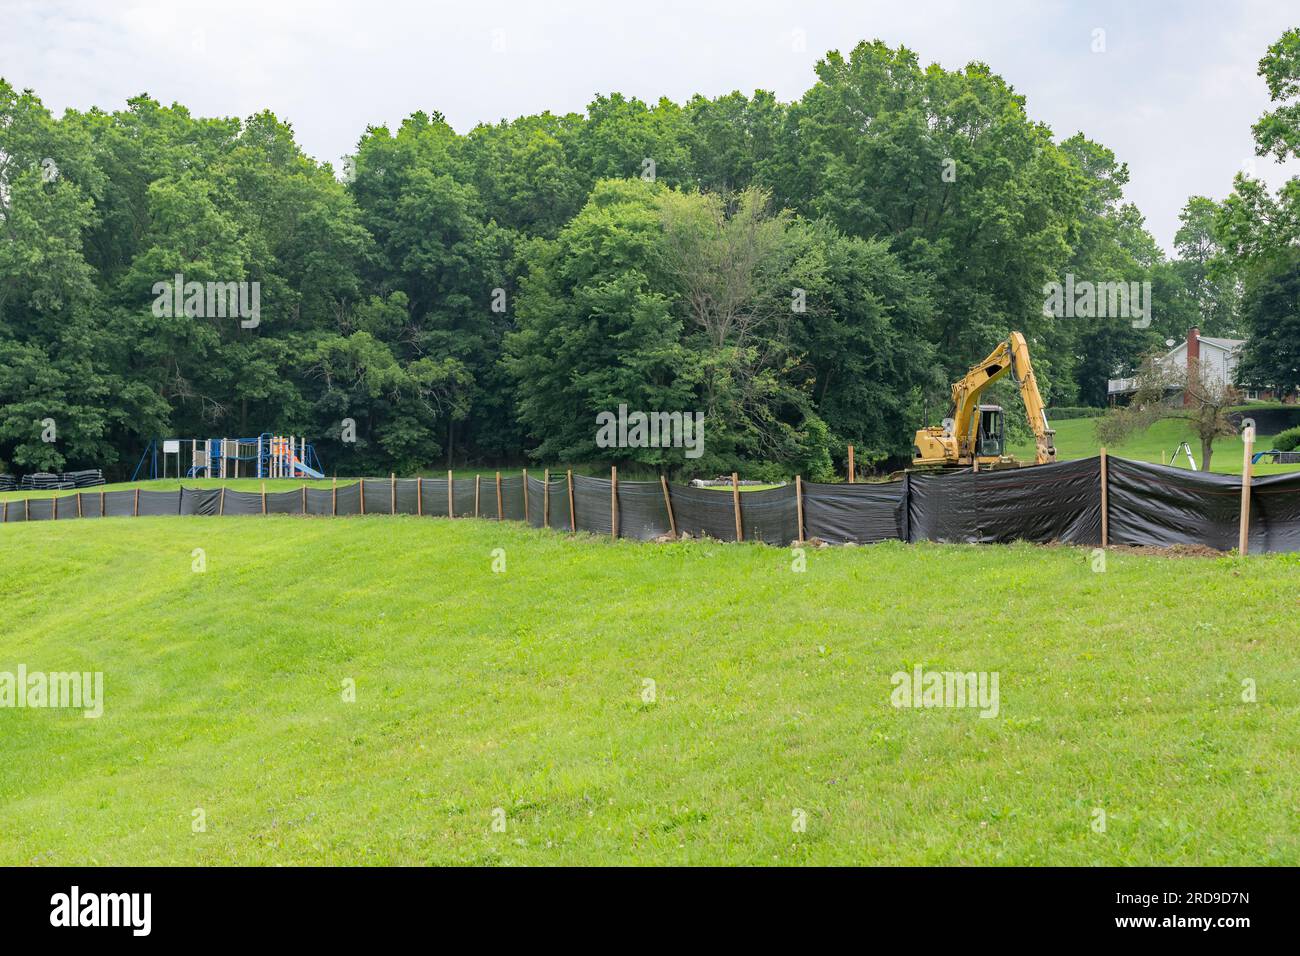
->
[332,477,337,516]
[302,483,307,514]
[1239,427,1255,555]
[660,475,676,538]
[391,473,396,514]
[1099,448,1108,548]
[474,475,480,518]
[610,466,618,540]
[496,471,503,520]
[220,486,226,516]
[100,491,105,517]
[76,491,82,518]
[417,477,423,516]
[522,469,529,524]
[447,470,454,518]
[360,478,366,515]
[543,469,550,528]
[848,444,855,484]
[2,502,6,522]
[133,487,139,517]
[25,498,30,521]
[796,475,804,544]
[53,494,58,520]
[567,469,576,532]
[261,482,267,515]
[731,471,743,542]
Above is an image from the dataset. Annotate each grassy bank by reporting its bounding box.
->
[2,515,1296,865]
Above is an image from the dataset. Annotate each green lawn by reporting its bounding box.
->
[1012,416,1300,476]
[2,515,1297,865]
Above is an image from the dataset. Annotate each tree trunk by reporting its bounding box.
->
[1201,437,1213,472]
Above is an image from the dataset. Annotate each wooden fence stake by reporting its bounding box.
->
[331,477,337,516]
[731,471,743,542]
[417,477,423,516]
[134,487,140,517]
[261,482,267,515]
[302,483,307,514]
[543,469,550,528]
[475,475,480,518]
[796,475,804,544]
[100,491,105,517]
[567,469,576,531]
[610,466,618,539]
[25,498,30,521]
[522,469,529,524]
[496,471,503,520]
[53,494,58,520]
[391,473,396,514]
[220,486,226,516]
[661,474,676,538]
[1099,447,1108,548]
[447,470,454,518]
[1239,427,1255,555]
[76,492,82,518]
[360,478,366,515]
[848,444,855,483]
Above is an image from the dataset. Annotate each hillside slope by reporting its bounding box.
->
[2,516,1297,864]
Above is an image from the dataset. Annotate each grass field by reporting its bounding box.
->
[2,515,1298,865]
[1011,416,1300,476]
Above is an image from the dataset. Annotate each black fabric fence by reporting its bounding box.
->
[3,457,1299,553]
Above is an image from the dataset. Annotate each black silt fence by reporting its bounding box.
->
[667,485,737,541]
[907,457,1100,545]
[4,459,1300,553]
[804,480,906,544]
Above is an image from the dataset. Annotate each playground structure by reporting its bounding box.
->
[131,434,325,481]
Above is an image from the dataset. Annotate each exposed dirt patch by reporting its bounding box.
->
[1105,543,1226,558]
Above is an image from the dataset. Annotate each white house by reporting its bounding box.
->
[1107,327,1275,404]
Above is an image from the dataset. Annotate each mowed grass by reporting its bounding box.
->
[1011,416,1300,476]
[1,515,1298,865]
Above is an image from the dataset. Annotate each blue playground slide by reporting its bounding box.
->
[292,457,325,479]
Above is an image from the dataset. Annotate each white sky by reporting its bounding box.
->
[3,0,1297,253]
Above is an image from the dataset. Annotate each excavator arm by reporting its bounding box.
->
[913,331,1056,467]
[1004,332,1056,466]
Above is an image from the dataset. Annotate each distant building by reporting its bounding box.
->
[1107,327,1295,405]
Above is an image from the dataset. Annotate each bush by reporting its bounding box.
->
[1273,425,1300,452]
[1047,406,1105,420]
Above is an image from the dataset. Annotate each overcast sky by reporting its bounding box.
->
[4,0,1297,253]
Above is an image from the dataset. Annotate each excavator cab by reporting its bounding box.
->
[975,405,1004,458]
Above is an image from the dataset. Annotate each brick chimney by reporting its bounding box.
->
[1184,327,1200,406]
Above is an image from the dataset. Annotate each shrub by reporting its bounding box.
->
[1272,425,1300,452]
[1047,406,1105,420]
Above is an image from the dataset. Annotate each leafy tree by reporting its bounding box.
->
[1237,249,1300,396]
[1096,353,1239,471]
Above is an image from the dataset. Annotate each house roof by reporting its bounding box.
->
[1198,336,1244,352]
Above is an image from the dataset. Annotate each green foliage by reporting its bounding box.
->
[1238,249,1300,397]
[1046,406,1105,420]
[0,35,1221,477]
[1272,425,1300,452]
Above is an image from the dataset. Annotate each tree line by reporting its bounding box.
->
[2,37,1294,479]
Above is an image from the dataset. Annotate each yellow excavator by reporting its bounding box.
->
[912,331,1056,469]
